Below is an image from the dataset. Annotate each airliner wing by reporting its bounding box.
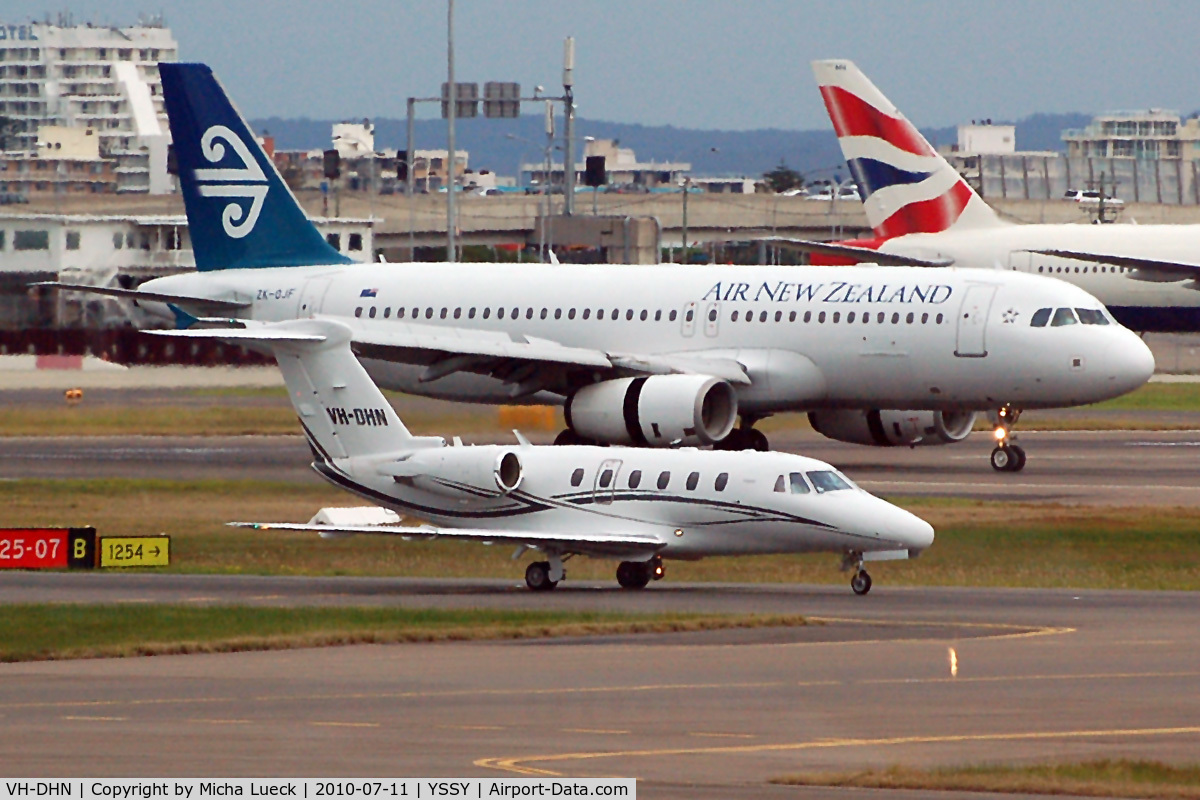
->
[762,238,955,268]
[158,321,752,396]
[229,521,665,557]
[31,282,252,311]
[1028,249,1200,280]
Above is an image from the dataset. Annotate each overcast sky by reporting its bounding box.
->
[8,1,1200,130]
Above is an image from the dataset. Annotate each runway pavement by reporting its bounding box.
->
[2,578,1199,799]
[6,427,1200,504]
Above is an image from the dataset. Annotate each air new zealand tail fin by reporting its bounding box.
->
[160,63,352,271]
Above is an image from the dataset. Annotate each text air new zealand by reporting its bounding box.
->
[51,63,1154,472]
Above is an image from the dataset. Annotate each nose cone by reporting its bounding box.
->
[1100,328,1155,399]
[885,502,936,553]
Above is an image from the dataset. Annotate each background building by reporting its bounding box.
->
[0,15,177,194]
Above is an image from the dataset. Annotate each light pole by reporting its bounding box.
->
[507,125,555,263]
[446,0,457,262]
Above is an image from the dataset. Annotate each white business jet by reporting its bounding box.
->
[156,318,935,595]
[803,59,1200,333]
[43,63,1154,472]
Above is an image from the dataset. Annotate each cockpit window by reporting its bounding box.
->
[1051,307,1079,327]
[807,470,852,494]
[788,472,811,495]
[1076,308,1110,325]
[773,475,786,493]
[1031,308,1052,327]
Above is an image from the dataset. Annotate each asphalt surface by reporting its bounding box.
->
[4,385,1200,796]
[5,427,1200,505]
[2,577,1198,800]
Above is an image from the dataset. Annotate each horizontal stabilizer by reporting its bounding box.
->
[762,238,954,267]
[31,282,251,310]
[148,326,327,343]
[229,520,666,556]
[1027,249,1200,280]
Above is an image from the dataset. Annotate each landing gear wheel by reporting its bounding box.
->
[525,561,558,591]
[554,429,586,446]
[616,560,652,590]
[746,428,769,452]
[990,445,1026,472]
[850,570,872,596]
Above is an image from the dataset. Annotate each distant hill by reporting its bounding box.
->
[250,111,1094,182]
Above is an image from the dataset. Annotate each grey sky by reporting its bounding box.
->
[7,1,1200,130]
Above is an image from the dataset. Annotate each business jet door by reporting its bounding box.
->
[593,458,623,505]
[955,284,997,358]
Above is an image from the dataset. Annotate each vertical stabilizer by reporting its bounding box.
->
[160,63,352,271]
[812,59,1003,237]
[267,320,414,460]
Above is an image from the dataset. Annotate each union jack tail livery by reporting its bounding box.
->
[813,59,1004,238]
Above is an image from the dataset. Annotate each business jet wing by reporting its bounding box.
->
[229,521,665,557]
[761,237,955,267]
[31,281,252,311]
[1028,249,1200,281]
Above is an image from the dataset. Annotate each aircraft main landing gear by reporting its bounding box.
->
[616,559,658,589]
[716,425,769,452]
[989,405,1026,472]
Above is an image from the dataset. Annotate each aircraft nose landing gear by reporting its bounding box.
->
[989,405,1026,472]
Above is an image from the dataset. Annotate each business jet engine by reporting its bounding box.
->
[808,409,977,447]
[398,448,524,497]
[565,376,738,447]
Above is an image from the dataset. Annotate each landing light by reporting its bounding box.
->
[993,427,1008,441]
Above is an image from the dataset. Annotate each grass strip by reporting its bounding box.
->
[773,759,1200,798]
[6,381,1200,437]
[0,604,808,662]
[5,479,1200,590]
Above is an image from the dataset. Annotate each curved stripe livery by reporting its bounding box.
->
[819,85,933,157]
[877,181,974,239]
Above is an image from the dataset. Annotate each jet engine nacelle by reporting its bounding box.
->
[399,447,524,497]
[808,409,977,447]
[565,375,738,447]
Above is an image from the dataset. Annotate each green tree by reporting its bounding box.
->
[763,160,804,193]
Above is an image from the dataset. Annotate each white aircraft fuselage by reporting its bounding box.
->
[873,224,1200,331]
[142,261,1154,413]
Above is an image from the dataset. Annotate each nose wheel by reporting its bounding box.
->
[989,405,1026,472]
[850,570,873,596]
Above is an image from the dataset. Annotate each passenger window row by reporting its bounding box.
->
[1038,265,1128,274]
[569,467,730,492]
[1029,307,1111,327]
[354,305,685,322]
[353,304,946,326]
[731,309,944,325]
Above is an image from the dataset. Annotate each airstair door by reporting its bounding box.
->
[954,284,997,358]
[593,459,623,505]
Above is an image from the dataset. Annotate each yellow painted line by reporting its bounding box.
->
[689,732,755,739]
[189,718,251,725]
[476,725,1200,777]
[183,596,218,603]
[561,728,629,735]
[245,595,283,601]
[438,724,506,731]
[311,721,381,728]
[61,715,127,722]
[859,670,1200,687]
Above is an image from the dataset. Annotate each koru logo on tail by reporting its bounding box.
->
[193,125,268,239]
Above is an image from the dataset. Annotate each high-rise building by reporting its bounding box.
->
[0,14,177,193]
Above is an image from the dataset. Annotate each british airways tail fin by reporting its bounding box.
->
[160,63,352,271]
[812,59,1004,238]
[154,319,418,459]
